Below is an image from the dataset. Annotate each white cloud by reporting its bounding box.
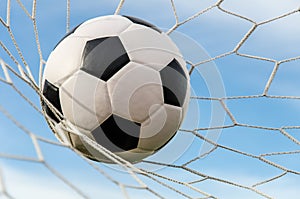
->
[0,162,162,199]
[189,169,300,199]
[0,164,124,199]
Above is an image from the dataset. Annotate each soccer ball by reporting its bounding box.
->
[42,15,190,163]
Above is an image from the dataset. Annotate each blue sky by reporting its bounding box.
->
[1,0,300,198]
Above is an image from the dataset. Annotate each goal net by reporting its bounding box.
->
[1,0,300,198]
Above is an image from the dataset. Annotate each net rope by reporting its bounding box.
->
[1,0,300,198]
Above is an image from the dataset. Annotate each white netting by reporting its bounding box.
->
[1,0,300,198]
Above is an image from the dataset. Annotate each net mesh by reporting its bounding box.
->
[1,0,300,198]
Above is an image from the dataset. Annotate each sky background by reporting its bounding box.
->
[1,0,300,198]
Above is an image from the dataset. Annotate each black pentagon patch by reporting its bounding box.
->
[160,59,187,107]
[91,115,141,152]
[81,37,130,81]
[42,80,63,123]
[123,15,162,33]
[54,23,82,49]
